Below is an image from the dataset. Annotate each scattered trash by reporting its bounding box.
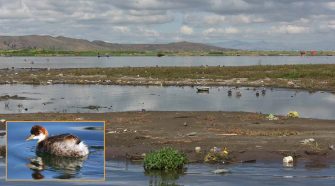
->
[47,80,53,85]
[195,146,201,153]
[287,111,300,118]
[283,156,293,163]
[216,133,238,136]
[108,131,117,134]
[187,132,197,136]
[266,114,279,120]
[204,147,229,163]
[123,129,128,132]
[287,81,295,87]
[283,156,294,167]
[212,169,230,174]
[329,145,335,150]
[300,138,315,145]
[75,117,84,120]
[183,122,187,126]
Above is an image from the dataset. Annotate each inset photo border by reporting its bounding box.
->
[6,121,105,182]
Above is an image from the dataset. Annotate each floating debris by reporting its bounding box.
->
[212,169,230,174]
[196,87,210,93]
[283,156,294,167]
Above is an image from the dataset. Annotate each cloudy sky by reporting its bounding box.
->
[0,0,335,49]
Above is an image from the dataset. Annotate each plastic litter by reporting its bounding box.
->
[300,138,315,145]
[283,156,294,167]
[287,111,300,118]
[204,147,229,163]
[266,114,279,120]
[195,147,201,153]
[212,169,230,174]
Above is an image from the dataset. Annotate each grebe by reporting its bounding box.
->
[26,125,89,158]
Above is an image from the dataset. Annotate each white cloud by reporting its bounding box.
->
[203,15,226,25]
[210,0,250,11]
[112,26,130,33]
[203,27,240,36]
[180,25,194,35]
[324,2,335,10]
[271,25,310,34]
[138,27,160,37]
[328,21,335,30]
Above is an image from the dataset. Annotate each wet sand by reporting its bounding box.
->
[1,111,335,165]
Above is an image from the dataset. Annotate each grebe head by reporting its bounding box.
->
[26,125,48,143]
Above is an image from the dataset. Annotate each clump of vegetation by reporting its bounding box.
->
[157,52,165,57]
[143,147,187,171]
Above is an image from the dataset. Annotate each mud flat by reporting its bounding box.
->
[1,111,335,166]
[1,64,335,91]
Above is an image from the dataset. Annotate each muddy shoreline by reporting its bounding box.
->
[1,111,335,166]
[1,65,335,92]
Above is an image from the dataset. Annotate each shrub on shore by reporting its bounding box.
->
[143,147,187,171]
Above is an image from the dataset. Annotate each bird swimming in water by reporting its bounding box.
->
[26,125,89,158]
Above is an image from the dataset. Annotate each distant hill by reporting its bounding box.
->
[0,35,229,52]
[212,40,335,51]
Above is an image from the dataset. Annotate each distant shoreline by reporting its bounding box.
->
[0,49,334,57]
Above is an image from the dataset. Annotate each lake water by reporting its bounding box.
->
[0,56,334,69]
[6,121,104,180]
[1,160,335,185]
[1,84,335,120]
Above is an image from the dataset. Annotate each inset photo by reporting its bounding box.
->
[6,121,105,181]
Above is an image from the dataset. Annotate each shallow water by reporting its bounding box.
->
[0,56,334,69]
[6,122,104,180]
[1,84,335,120]
[1,160,335,185]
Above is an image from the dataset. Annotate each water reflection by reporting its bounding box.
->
[1,84,335,120]
[145,170,185,186]
[27,154,88,180]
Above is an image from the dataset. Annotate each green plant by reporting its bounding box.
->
[143,147,187,171]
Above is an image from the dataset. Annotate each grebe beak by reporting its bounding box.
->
[26,134,35,141]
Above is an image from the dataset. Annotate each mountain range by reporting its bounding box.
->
[0,35,228,52]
